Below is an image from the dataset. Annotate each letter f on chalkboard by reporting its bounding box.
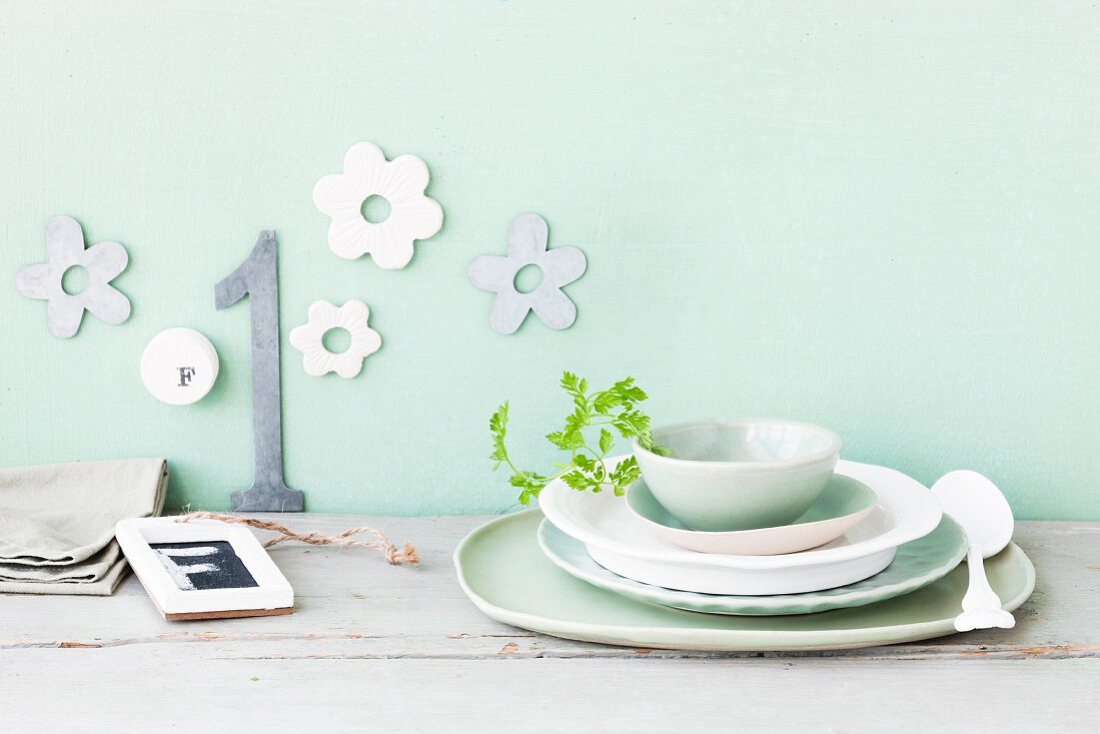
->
[215,230,305,512]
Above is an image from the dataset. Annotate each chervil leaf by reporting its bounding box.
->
[560,372,576,391]
[610,377,647,406]
[591,390,622,415]
[489,402,509,466]
[612,410,653,440]
[609,456,642,495]
[562,430,586,450]
[598,428,614,455]
[489,401,508,436]
[564,406,589,437]
[488,373,665,505]
[561,470,590,491]
[560,372,582,396]
[545,431,569,450]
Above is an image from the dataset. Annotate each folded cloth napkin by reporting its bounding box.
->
[0,458,168,595]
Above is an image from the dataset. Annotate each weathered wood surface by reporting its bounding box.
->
[0,517,1097,733]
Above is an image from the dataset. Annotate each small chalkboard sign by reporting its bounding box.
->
[151,541,260,591]
[117,518,293,620]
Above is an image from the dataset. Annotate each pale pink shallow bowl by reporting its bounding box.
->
[625,474,878,556]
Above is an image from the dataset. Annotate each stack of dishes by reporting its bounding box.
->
[455,419,1036,651]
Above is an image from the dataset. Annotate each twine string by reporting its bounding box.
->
[175,512,419,565]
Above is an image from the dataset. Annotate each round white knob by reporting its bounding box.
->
[141,328,219,405]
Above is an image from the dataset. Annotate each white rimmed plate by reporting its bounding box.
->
[538,515,968,615]
[538,458,942,595]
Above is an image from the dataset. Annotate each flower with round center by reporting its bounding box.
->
[468,213,587,334]
[15,215,131,339]
[289,299,382,379]
[312,141,444,269]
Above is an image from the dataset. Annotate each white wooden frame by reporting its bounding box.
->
[115,517,293,619]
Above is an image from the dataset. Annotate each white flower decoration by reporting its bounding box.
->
[289,300,381,379]
[312,142,444,269]
[15,215,131,339]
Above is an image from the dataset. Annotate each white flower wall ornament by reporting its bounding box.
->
[289,299,382,379]
[468,213,587,334]
[15,215,132,338]
[312,142,444,269]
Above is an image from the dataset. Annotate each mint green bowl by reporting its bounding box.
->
[633,419,841,532]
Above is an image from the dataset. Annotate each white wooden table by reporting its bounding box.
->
[1,516,1097,733]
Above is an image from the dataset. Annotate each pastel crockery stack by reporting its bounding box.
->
[537,419,1016,618]
[453,418,1037,652]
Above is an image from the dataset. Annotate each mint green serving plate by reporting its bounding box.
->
[454,510,1035,652]
[538,515,968,616]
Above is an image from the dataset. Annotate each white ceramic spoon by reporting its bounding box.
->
[930,470,1016,632]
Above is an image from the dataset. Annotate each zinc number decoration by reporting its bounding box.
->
[15,215,131,338]
[312,141,444,269]
[215,230,304,512]
[468,213,587,334]
[289,300,382,379]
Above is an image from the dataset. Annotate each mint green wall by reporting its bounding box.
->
[0,2,1096,519]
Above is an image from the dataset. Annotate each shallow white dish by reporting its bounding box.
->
[538,515,968,615]
[538,458,942,595]
[626,474,877,555]
[584,532,897,595]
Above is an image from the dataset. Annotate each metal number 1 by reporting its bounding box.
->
[215,230,304,512]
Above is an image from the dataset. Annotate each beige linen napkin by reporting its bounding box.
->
[0,458,168,595]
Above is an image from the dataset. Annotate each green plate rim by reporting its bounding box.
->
[537,515,968,615]
[454,509,1036,652]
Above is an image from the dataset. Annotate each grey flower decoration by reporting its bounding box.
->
[15,216,131,338]
[468,213,586,334]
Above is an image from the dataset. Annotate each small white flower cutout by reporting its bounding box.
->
[468,213,587,334]
[15,215,131,338]
[312,141,444,269]
[289,299,382,379]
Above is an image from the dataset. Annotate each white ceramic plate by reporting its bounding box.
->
[626,474,877,555]
[538,515,968,615]
[538,458,942,595]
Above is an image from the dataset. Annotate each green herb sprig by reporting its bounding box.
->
[489,372,667,505]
